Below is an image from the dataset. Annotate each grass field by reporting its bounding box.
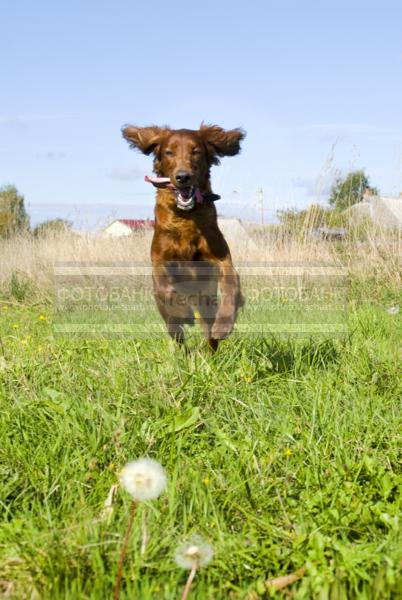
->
[0,267,401,598]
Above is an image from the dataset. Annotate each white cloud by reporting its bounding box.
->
[0,115,80,129]
[301,123,402,143]
[292,173,338,200]
[0,114,79,123]
[44,151,67,160]
[109,166,144,181]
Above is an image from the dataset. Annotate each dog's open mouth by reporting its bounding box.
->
[144,176,196,210]
[175,186,195,211]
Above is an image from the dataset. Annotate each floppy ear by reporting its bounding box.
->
[121,125,169,155]
[200,123,246,164]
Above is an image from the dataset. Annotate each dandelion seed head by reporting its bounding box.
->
[120,458,167,501]
[387,305,400,315]
[174,536,213,569]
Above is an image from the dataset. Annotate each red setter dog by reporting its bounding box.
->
[122,123,245,350]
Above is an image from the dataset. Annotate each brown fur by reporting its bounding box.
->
[122,123,246,350]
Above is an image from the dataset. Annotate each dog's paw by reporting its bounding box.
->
[211,317,234,340]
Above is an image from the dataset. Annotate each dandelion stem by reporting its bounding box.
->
[113,499,137,600]
[140,509,149,556]
[181,563,198,600]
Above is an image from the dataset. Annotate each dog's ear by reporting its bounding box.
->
[121,125,169,155]
[199,123,246,164]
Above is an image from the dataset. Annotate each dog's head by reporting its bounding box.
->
[122,124,245,194]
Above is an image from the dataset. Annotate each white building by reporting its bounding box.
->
[103,219,154,237]
[217,217,258,250]
[347,194,402,229]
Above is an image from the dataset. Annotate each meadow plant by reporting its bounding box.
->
[114,458,167,600]
[175,536,214,600]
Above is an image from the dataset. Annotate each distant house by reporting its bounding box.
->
[103,219,154,237]
[346,193,402,229]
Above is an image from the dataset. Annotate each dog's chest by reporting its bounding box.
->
[154,201,219,260]
[168,220,203,258]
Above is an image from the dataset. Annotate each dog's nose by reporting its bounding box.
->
[175,170,191,185]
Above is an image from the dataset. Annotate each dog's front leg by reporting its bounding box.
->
[152,263,192,344]
[210,256,243,340]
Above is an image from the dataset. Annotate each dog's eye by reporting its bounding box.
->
[192,148,201,155]
[165,149,174,156]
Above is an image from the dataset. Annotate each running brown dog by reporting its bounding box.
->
[122,123,245,350]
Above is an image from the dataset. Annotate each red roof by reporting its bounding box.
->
[118,219,154,229]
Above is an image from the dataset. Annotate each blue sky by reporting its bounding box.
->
[1,0,402,228]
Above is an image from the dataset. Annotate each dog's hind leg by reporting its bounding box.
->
[167,321,185,344]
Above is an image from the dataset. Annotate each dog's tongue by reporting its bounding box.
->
[145,175,195,209]
[144,175,173,188]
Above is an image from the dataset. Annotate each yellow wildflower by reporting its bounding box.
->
[38,314,48,321]
[284,448,293,457]
[240,374,253,383]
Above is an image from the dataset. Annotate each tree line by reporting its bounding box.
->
[0,185,72,238]
[276,170,378,232]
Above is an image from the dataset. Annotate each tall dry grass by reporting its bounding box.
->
[0,223,401,297]
[0,231,152,291]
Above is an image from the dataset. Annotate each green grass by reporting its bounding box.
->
[0,284,401,599]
